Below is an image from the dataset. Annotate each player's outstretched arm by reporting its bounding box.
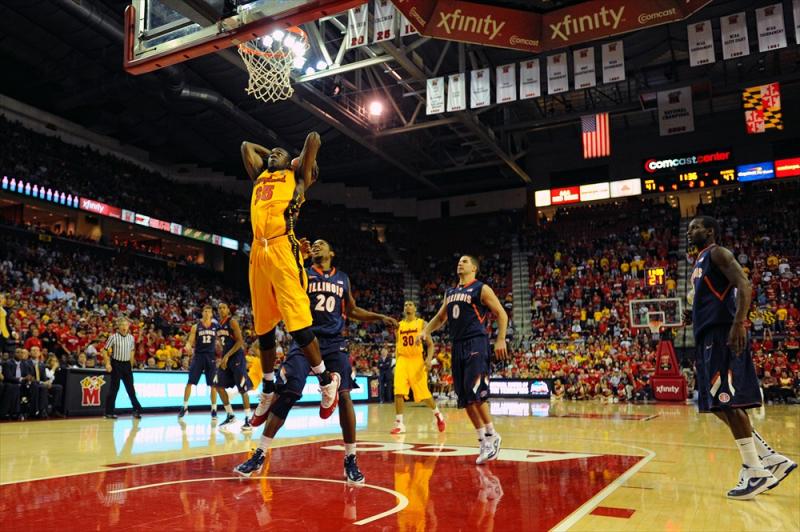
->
[346,290,397,326]
[480,285,508,359]
[241,141,270,180]
[419,300,448,345]
[710,246,752,356]
[297,131,321,190]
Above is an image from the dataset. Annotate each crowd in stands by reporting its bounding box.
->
[2,118,799,416]
[0,116,247,240]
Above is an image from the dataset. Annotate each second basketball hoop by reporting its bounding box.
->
[238,26,308,103]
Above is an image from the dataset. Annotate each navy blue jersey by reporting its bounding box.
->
[306,266,351,338]
[691,244,737,338]
[195,320,218,358]
[445,280,490,341]
[217,317,243,356]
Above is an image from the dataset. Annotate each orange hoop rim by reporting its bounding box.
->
[239,26,308,57]
[647,319,664,334]
[237,44,290,58]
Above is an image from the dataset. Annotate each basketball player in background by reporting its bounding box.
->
[178,306,221,421]
[391,301,446,434]
[686,216,795,499]
[241,132,340,421]
[235,239,397,483]
[420,255,508,464]
[214,303,253,431]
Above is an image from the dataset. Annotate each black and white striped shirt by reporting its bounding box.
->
[105,333,135,362]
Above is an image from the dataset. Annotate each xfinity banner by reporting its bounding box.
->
[490,378,552,399]
[392,0,711,53]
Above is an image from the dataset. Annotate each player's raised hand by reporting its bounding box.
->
[298,237,312,259]
[494,338,508,360]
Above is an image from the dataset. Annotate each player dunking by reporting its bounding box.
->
[178,305,220,421]
[234,239,397,481]
[241,132,339,423]
[420,255,508,464]
[391,301,446,434]
[686,216,796,499]
[214,303,253,431]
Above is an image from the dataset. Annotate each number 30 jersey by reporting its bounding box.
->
[306,266,350,338]
[396,318,425,360]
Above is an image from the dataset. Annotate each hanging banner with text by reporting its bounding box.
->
[688,20,715,66]
[447,73,466,112]
[426,76,445,114]
[345,3,369,49]
[573,47,596,89]
[373,0,396,43]
[756,3,787,52]
[547,52,568,94]
[720,12,749,60]
[657,87,694,136]
[519,59,541,99]
[601,41,625,83]
[496,63,517,103]
[470,67,491,108]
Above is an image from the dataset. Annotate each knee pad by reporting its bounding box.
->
[259,329,276,351]
[270,392,299,420]
[291,326,316,349]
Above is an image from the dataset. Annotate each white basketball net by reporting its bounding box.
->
[238,40,296,102]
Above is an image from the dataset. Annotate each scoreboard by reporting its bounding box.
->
[646,267,666,287]
[643,167,736,193]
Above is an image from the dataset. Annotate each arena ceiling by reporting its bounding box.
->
[0,0,797,199]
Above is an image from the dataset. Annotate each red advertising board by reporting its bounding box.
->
[775,157,800,178]
[550,186,580,205]
[393,0,711,53]
[79,198,122,219]
[149,218,171,232]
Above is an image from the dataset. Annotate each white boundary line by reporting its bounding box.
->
[0,437,339,486]
[550,444,656,532]
[108,475,409,526]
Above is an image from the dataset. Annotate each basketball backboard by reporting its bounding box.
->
[628,298,683,331]
[124,0,364,74]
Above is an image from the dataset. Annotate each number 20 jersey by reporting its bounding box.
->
[306,266,351,338]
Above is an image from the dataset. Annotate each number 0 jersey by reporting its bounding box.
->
[445,280,489,342]
[250,167,303,241]
[306,266,351,338]
[396,318,425,359]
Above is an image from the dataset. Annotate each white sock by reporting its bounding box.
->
[311,362,326,374]
[224,404,234,415]
[484,422,495,437]
[395,414,403,423]
[183,401,189,409]
[258,435,273,452]
[344,443,357,457]
[476,426,485,441]
[752,430,775,459]
[210,404,216,412]
[735,437,762,468]
[263,372,275,381]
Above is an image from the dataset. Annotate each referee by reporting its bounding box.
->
[103,317,143,419]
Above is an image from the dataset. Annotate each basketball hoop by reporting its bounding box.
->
[648,318,664,335]
[238,27,308,103]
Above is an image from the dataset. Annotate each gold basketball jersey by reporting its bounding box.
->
[250,168,302,241]
[396,318,424,359]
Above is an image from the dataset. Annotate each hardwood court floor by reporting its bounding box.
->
[1,400,798,531]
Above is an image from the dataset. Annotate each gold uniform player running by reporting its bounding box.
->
[391,301,446,434]
[241,132,339,423]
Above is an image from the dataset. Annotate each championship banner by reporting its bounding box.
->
[794,0,800,45]
[373,0,396,43]
[601,41,625,83]
[519,58,541,100]
[496,63,517,103]
[720,12,749,60]
[398,11,419,36]
[743,82,783,134]
[547,52,568,95]
[573,47,596,89]
[345,3,369,49]
[447,73,466,112]
[756,4,787,52]
[688,20,715,67]
[470,67,491,109]
[657,87,694,136]
[426,76,445,115]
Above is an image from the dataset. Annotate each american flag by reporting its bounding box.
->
[581,112,610,158]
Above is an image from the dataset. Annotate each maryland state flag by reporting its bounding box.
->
[743,82,783,134]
